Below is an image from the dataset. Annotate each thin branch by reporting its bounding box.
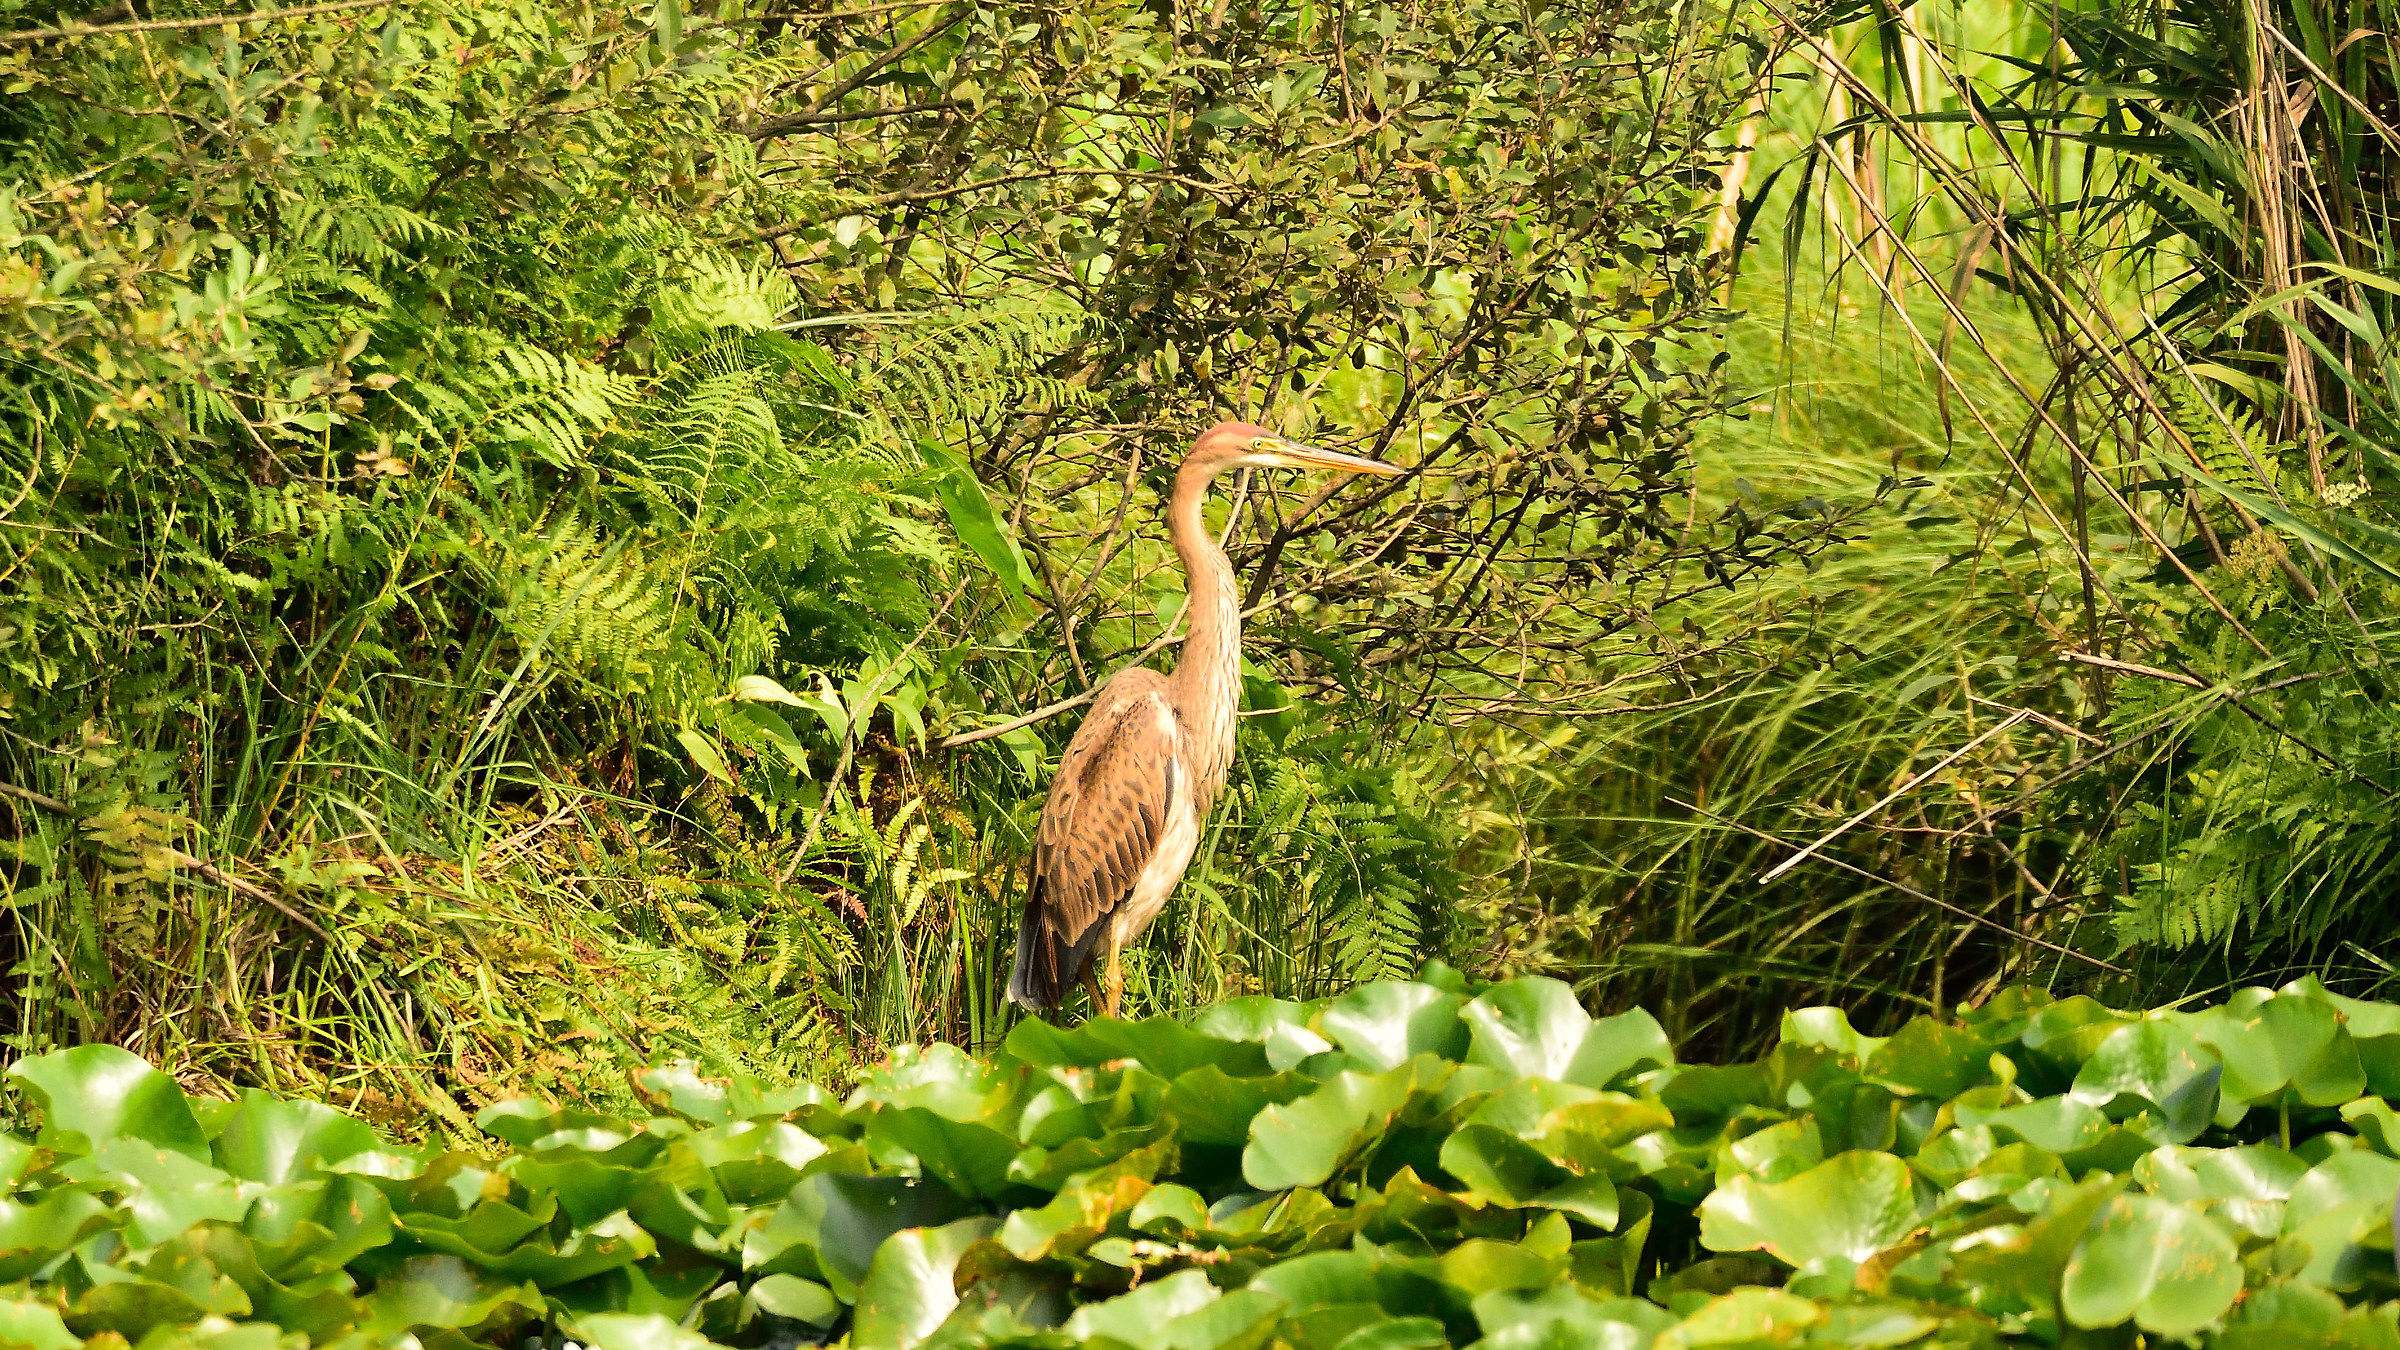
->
[1674,796,2129,976]
[2062,650,2208,689]
[1,0,392,42]
[1758,711,2031,884]
[0,780,332,941]
[746,98,965,138]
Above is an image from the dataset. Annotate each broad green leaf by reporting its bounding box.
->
[83,1138,249,1248]
[213,1091,380,1184]
[1317,982,1467,1071]
[2061,1193,2241,1336]
[2068,1020,2220,1142]
[1007,1015,1269,1081]
[1064,1268,1220,1345]
[1863,1018,1992,1098]
[1154,1288,1286,1350]
[1780,1008,1887,1061]
[360,1253,545,1333]
[918,439,1032,606]
[674,727,732,784]
[1565,1010,1675,1089]
[1697,1150,1918,1268]
[851,1215,998,1349]
[1463,980,1590,1081]
[864,1107,1019,1199]
[745,1170,973,1300]
[0,1299,78,1350]
[2189,996,2366,1110]
[745,1274,839,1327]
[1244,1057,1447,1190]
[570,1312,715,1350]
[10,1045,207,1160]
[1657,1288,1823,1348]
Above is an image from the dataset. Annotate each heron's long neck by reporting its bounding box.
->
[1168,466,1242,806]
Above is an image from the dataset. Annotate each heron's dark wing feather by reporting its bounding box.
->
[1007,667,1179,1008]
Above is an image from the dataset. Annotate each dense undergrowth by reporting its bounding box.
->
[6,975,2400,1349]
[0,0,1802,1126]
[9,0,2400,1152]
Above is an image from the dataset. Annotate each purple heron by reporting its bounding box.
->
[1006,421,1401,1018]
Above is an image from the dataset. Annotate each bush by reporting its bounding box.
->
[5,974,2400,1348]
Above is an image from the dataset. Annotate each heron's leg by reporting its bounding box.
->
[1103,941,1124,1021]
[1079,967,1104,1018]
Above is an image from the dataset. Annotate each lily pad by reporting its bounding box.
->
[1697,1151,1919,1269]
[2060,1193,2241,1336]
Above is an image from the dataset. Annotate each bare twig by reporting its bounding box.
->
[2062,650,2208,688]
[1,0,392,42]
[1759,711,2031,884]
[1676,796,2128,975]
[0,780,332,941]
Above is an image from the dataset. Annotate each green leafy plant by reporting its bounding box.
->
[7,974,2400,1349]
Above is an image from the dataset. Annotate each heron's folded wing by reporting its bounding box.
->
[1033,667,1180,957]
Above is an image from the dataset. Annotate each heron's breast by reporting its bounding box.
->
[1112,796,1202,944]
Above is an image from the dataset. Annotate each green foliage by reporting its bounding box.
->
[0,0,1801,1126]
[9,978,2400,1348]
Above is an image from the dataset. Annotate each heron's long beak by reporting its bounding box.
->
[1266,438,1404,477]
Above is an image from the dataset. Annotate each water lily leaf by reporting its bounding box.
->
[66,1277,223,1340]
[10,1045,208,1160]
[1330,1315,1447,1350]
[569,1311,719,1350]
[2134,1144,2306,1238]
[2069,1020,2220,1142]
[998,1172,1148,1261]
[851,1215,998,1349]
[865,1107,1020,1200]
[1717,1117,1822,1187]
[1863,1018,1992,1098]
[851,1042,1008,1121]
[1007,1015,1269,1081]
[0,1298,79,1350]
[1245,1057,1449,1190]
[1162,1065,1308,1146]
[627,1064,737,1124]
[2061,1193,2241,1336]
[0,1189,111,1280]
[83,1138,250,1248]
[1780,1008,1888,1062]
[213,1091,381,1185]
[1954,1096,2112,1155]
[1565,1010,1675,1090]
[361,1253,545,1334]
[1318,982,1468,1071]
[1697,1150,1918,1269]
[1424,1239,1563,1297]
[1812,1303,1940,1347]
[2018,997,2134,1087]
[746,1274,839,1327]
[1193,996,1318,1043]
[2285,1150,2400,1231]
[2192,996,2366,1111]
[1065,1268,1221,1345]
[744,1171,973,1300]
[1251,1248,1388,1314]
[1462,980,1590,1081]
[1658,1288,1823,1347]
[2277,1150,2400,1288]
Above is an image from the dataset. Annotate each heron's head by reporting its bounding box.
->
[1185,421,1403,480]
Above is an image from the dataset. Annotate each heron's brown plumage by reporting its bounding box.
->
[1012,669,1180,1007]
[1006,421,1399,1014]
